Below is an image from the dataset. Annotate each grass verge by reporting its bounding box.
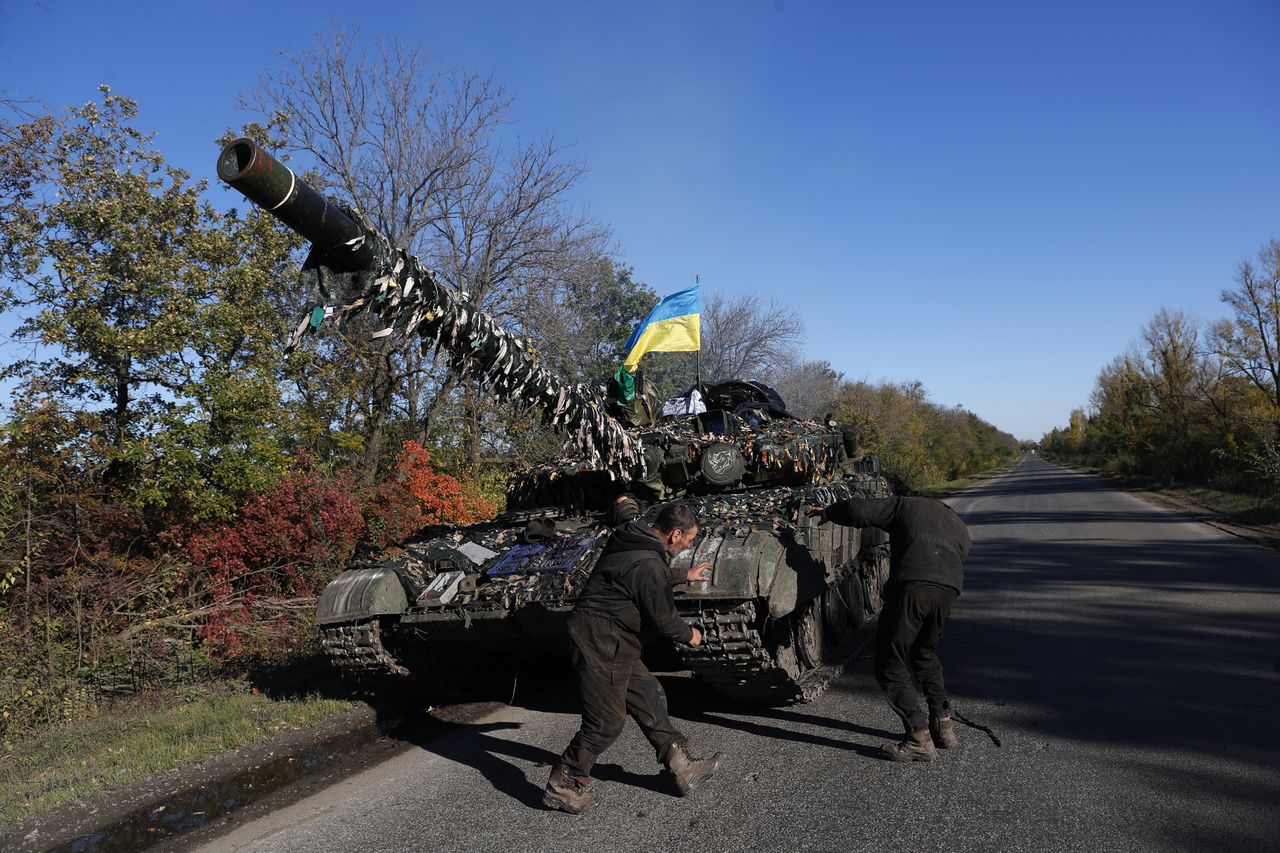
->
[1045,459,1280,526]
[919,465,1010,498]
[0,680,357,828]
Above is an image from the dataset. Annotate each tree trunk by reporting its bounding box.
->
[24,484,32,622]
[417,373,457,445]
[360,349,396,485]
[113,357,130,448]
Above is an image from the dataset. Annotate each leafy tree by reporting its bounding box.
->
[1,88,301,519]
[0,107,55,286]
[1089,352,1150,468]
[505,258,658,466]
[835,379,1018,490]
[1135,309,1205,480]
[1045,240,1280,498]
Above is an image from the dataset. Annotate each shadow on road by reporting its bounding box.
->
[385,717,556,809]
[663,677,897,758]
[950,461,1280,775]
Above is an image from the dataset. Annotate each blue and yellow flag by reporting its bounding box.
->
[622,284,701,371]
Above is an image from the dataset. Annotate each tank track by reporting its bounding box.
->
[680,602,806,703]
[319,618,410,680]
[679,595,872,704]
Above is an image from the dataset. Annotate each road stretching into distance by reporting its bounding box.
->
[192,456,1280,853]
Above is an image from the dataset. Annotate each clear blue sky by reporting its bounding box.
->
[3,0,1278,440]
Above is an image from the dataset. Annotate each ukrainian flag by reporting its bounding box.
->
[622,284,701,371]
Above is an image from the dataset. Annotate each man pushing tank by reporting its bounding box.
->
[544,500,724,814]
[807,494,970,762]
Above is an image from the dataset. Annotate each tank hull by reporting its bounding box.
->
[317,474,891,704]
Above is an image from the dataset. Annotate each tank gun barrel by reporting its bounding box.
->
[216,139,639,477]
[216,138,373,269]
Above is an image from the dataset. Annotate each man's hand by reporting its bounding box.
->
[688,627,703,647]
[686,562,712,584]
[805,505,826,522]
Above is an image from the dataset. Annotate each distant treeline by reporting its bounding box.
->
[0,78,1018,737]
[1042,240,1280,500]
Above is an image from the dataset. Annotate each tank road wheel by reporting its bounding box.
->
[838,571,868,628]
[857,550,883,615]
[771,595,827,683]
[821,578,856,648]
[793,596,824,671]
[319,616,412,696]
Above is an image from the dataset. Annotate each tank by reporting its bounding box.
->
[217,139,893,704]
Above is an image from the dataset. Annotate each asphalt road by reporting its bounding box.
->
[198,457,1280,853]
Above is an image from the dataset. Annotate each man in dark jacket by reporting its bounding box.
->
[807,495,970,762]
[544,502,724,814]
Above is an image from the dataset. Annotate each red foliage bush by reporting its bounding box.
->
[184,443,494,659]
[363,441,496,546]
[397,441,495,525]
[184,455,364,656]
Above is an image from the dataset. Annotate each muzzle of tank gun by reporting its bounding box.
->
[841,425,860,458]
[215,137,374,270]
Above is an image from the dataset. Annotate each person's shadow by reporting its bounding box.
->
[660,673,900,761]
[381,712,675,810]
[368,659,903,810]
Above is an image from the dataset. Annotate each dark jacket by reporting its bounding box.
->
[823,496,969,594]
[571,520,693,656]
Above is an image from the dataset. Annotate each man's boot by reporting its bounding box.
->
[543,763,598,814]
[881,727,937,763]
[930,710,958,749]
[662,738,724,796]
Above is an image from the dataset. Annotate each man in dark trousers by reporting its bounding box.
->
[807,495,970,762]
[544,501,724,814]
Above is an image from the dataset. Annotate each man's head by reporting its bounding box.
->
[652,503,699,556]
[606,492,641,527]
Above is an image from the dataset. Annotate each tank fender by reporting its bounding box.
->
[765,524,831,621]
[315,567,410,626]
[702,531,765,597]
[753,534,785,599]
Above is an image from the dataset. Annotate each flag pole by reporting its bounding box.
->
[695,274,702,394]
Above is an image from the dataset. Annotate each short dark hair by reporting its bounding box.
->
[653,502,698,535]
[606,492,641,527]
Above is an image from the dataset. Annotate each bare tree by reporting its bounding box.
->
[701,292,803,382]
[766,355,842,418]
[241,29,611,479]
[1138,307,1201,423]
[1210,239,1280,416]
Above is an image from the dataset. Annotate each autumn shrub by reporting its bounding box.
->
[395,440,496,525]
[182,455,364,660]
[181,443,494,662]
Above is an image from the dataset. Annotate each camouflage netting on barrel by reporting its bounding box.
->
[285,206,640,479]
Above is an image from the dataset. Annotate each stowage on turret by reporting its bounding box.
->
[217,139,892,704]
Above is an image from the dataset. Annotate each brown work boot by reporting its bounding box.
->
[543,763,598,814]
[930,711,958,749]
[662,738,724,795]
[881,727,937,763]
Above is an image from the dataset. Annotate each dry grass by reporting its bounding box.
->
[0,681,355,827]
